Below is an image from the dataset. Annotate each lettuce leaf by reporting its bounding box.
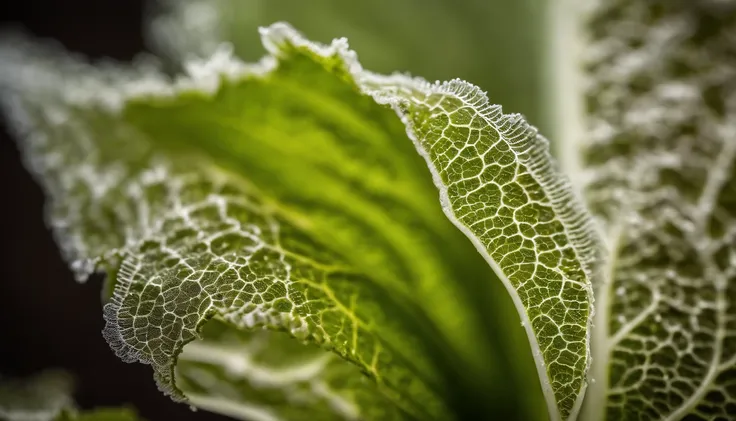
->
[0,16,599,421]
[579,1,736,419]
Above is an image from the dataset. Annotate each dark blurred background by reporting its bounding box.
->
[0,1,227,419]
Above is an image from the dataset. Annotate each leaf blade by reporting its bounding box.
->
[581,1,736,420]
[382,79,602,420]
[0,34,445,421]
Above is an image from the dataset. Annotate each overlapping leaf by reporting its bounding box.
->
[389,80,601,420]
[581,1,736,419]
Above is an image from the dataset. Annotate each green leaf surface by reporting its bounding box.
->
[0,63,441,419]
[147,0,551,137]
[580,1,736,420]
[0,17,597,421]
[383,74,602,420]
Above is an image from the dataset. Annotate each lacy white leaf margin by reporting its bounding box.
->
[0,21,601,421]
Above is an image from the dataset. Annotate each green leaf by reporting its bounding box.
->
[577,1,736,420]
[0,18,598,421]
[387,76,602,420]
[175,319,408,420]
[0,26,499,421]
[1,73,443,420]
[147,0,552,137]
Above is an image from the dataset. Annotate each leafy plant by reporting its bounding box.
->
[0,1,733,421]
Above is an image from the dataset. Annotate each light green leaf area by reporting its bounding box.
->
[582,1,736,420]
[0,20,595,421]
[0,370,74,421]
[175,319,402,421]
[147,0,551,136]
